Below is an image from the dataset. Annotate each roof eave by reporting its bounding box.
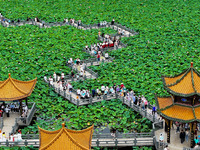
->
[158,111,196,123]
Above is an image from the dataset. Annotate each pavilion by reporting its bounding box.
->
[156,62,200,148]
[38,123,94,150]
[0,73,37,115]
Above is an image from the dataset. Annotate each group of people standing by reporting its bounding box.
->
[0,130,22,142]
[0,102,28,118]
[45,72,73,93]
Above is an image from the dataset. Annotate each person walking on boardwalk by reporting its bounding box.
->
[180,129,186,143]
[185,129,189,142]
[194,136,199,145]
[92,88,96,97]
[159,133,164,146]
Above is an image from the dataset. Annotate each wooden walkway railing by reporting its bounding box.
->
[0,132,154,147]
[0,137,153,147]
[45,80,161,123]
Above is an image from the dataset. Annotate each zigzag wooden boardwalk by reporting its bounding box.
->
[1,14,167,149]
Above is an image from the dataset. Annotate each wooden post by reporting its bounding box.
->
[190,122,195,148]
[25,98,28,106]
[167,120,171,143]
[20,100,23,116]
[165,121,168,132]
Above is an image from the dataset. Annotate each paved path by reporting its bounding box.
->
[1,109,32,138]
[2,112,20,137]
[155,126,191,150]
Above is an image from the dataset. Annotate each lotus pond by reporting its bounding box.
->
[0,0,199,140]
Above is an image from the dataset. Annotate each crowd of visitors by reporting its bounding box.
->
[0,102,28,118]
[67,58,87,78]
[45,72,155,114]
[98,21,108,27]
[45,73,74,93]
[85,34,120,59]
[0,130,22,142]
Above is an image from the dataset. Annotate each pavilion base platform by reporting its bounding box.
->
[1,102,36,137]
[154,121,200,150]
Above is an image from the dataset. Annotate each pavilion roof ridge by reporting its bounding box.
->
[162,63,200,97]
[39,123,93,150]
[0,73,37,101]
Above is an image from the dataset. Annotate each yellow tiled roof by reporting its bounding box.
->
[193,71,200,93]
[164,72,185,85]
[39,123,94,150]
[194,107,200,120]
[157,97,173,109]
[0,73,37,101]
[163,67,200,95]
[161,105,195,121]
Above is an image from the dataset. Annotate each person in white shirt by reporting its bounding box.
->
[85,45,89,51]
[77,89,81,96]
[24,105,28,114]
[9,133,14,142]
[61,72,64,79]
[64,18,68,23]
[86,90,90,98]
[59,81,63,89]
[13,133,18,142]
[101,85,105,93]
[105,53,109,59]
[96,88,99,94]
[106,86,109,91]
[2,132,6,141]
[44,76,47,81]
[5,107,10,117]
[49,76,53,85]
[53,72,56,82]
[17,131,22,142]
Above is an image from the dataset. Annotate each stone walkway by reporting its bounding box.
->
[155,125,191,150]
[2,112,20,137]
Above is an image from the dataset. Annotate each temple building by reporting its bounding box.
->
[156,62,200,147]
[39,123,94,150]
[0,73,37,114]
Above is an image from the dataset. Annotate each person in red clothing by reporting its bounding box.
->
[97,54,100,62]
[0,109,3,117]
[120,83,124,88]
